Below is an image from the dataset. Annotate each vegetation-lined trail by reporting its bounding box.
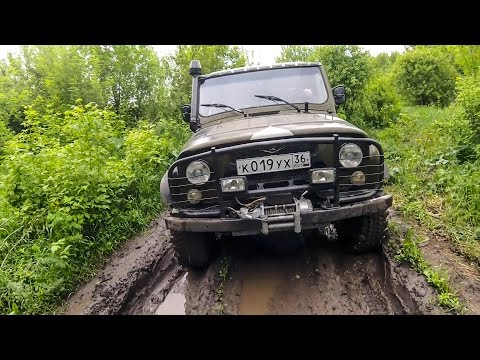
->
[63,212,446,315]
[63,209,480,315]
[2,45,480,314]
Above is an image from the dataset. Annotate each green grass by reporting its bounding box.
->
[389,223,464,313]
[1,186,166,315]
[214,255,231,315]
[370,106,480,264]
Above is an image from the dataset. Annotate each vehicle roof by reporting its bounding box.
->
[201,62,322,79]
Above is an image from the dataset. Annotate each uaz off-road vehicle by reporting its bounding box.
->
[161,60,392,268]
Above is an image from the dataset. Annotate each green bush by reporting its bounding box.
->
[394,47,457,107]
[0,121,11,154]
[0,103,180,314]
[355,74,401,128]
[153,118,191,157]
[311,45,372,121]
[444,162,480,227]
[455,75,480,148]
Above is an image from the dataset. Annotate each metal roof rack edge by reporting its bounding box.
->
[203,61,321,78]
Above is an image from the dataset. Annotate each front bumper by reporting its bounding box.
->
[165,194,392,236]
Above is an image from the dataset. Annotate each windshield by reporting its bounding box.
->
[198,66,328,118]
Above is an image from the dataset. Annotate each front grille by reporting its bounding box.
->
[264,181,290,189]
[221,142,331,198]
[167,136,385,214]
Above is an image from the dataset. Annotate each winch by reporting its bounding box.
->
[236,198,313,235]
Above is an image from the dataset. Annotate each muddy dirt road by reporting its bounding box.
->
[63,213,450,315]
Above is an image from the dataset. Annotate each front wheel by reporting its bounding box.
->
[169,230,214,268]
[335,210,388,253]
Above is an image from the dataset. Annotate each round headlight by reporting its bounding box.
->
[339,143,363,168]
[351,171,366,185]
[186,160,210,184]
[187,189,203,204]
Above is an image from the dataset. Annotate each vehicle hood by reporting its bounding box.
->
[180,113,367,156]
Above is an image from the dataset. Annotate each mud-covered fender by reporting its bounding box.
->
[160,172,173,204]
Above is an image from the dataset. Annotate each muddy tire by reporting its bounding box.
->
[170,230,213,269]
[335,210,388,253]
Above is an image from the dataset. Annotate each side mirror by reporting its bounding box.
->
[181,104,191,123]
[332,85,346,105]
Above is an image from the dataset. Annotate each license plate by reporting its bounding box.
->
[236,152,311,175]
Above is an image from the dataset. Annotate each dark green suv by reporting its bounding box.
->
[160,60,392,268]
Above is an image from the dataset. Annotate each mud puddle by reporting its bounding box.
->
[236,258,285,315]
[155,273,187,315]
[64,213,445,315]
[63,214,184,315]
[219,232,439,315]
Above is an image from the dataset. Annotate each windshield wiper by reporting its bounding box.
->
[254,95,301,112]
[201,103,246,116]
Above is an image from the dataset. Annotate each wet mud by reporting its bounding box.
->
[64,214,447,315]
[203,232,443,315]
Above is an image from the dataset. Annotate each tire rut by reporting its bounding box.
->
[64,214,445,315]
